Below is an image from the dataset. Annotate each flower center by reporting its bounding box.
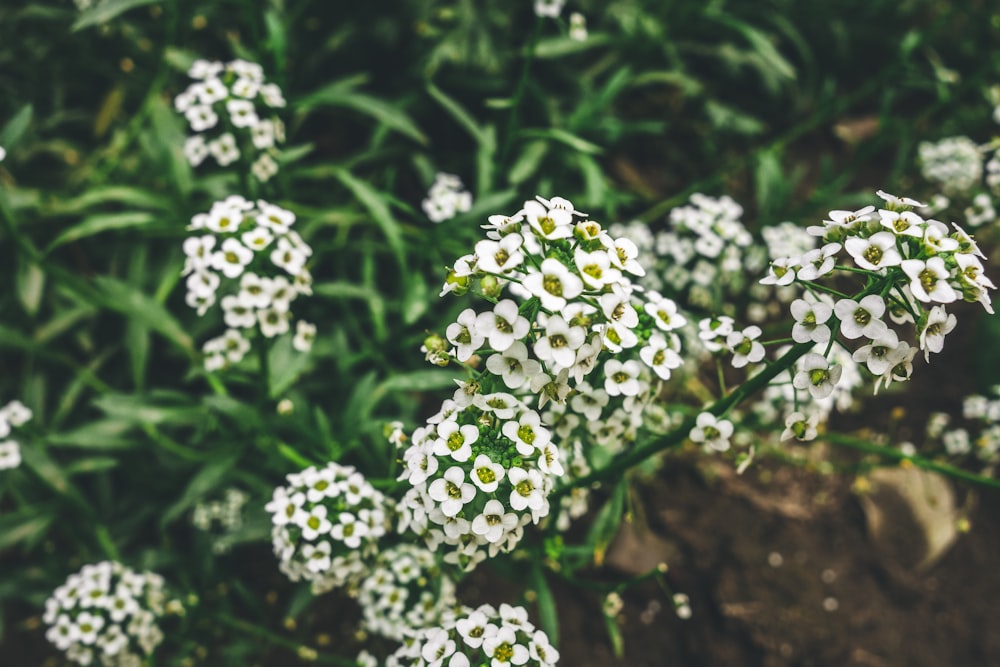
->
[447,432,465,451]
[494,643,515,663]
[477,467,496,485]
[517,425,536,444]
[863,245,883,265]
[542,275,563,297]
[853,309,871,326]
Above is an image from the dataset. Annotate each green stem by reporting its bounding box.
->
[825,433,1000,490]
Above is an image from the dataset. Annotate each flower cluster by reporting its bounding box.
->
[192,487,250,554]
[181,196,315,370]
[265,462,391,593]
[174,58,286,182]
[619,194,764,309]
[922,388,1000,468]
[0,399,32,470]
[386,603,559,667]
[357,544,456,642]
[422,173,473,223]
[402,196,688,565]
[918,136,983,196]
[43,561,170,667]
[764,190,995,420]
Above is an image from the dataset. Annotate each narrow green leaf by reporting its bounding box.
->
[377,369,462,394]
[534,33,612,58]
[328,166,407,271]
[508,141,549,184]
[427,81,489,145]
[48,420,136,450]
[72,0,159,31]
[0,510,54,551]
[161,454,241,527]
[294,73,371,108]
[268,336,313,398]
[531,564,560,646]
[16,259,45,317]
[520,128,603,155]
[47,186,171,215]
[47,212,157,251]
[0,105,33,149]
[92,394,202,426]
[91,276,194,354]
[298,90,427,145]
[586,479,627,566]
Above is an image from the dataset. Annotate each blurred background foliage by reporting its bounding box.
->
[1,0,998,663]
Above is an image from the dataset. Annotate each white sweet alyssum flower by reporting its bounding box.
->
[175,58,286,181]
[43,561,173,666]
[423,173,473,223]
[0,400,32,471]
[689,412,734,452]
[390,603,559,667]
[265,462,390,593]
[182,197,315,370]
[918,136,983,195]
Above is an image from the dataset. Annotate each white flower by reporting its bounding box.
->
[844,231,902,271]
[270,237,308,276]
[781,412,818,442]
[792,353,842,400]
[183,135,209,166]
[471,454,505,493]
[794,243,841,281]
[501,411,550,457]
[726,325,765,368]
[879,209,925,238]
[0,441,21,470]
[212,238,254,279]
[529,629,560,665]
[209,133,240,166]
[689,412,734,452]
[834,295,888,340]
[569,12,588,40]
[507,467,545,512]
[251,120,275,149]
[485,342,542,390]
[472,499,519,543]
[604,359,643,397]
[446,308,485,362]
[759,257,797,286]
[533,315,586,369]
[639,332,682,380]
[226,99,259,128]
[293,320,317,352]
[433,420,478,463]
[251,153,279,182]
[574,248,621,289]
[523,198,573,241]
[185,104,218,132]
[534,0,565,17]
[644,292,686,331]
[428,467,477,517]
[476,300,529,352]
[790,297,833,344]
[522,258,584,313]
[603,237,645,276]
[257,307,291,337]
[876,190,925,209]
[221,294,255,328]
[476,234,525,274]
[900,257,957,303]
[851,329,901,376]
[918,305,957,361]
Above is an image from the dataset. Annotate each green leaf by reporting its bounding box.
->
[520,128,603,155]
[603,607,625,658]
[586,478,627,567]
[427,81,489,146]
[294,74,370,108]
[401,274,429,325]
[16,258,45,317]
[0,509,55,551]
[92,394,202,426]
[268,336,313,398]
[508,141,549,184]
[47,186,171,215]
[47,212,157,251]
[534,33,612,58]
[72,0,160,31]
[0,105,33,149]
[298,90,427,145]
[376,369,462,394]
[531,564,560,647]
[48,420,137,450]
[327,166,407,271]
[161,454,241,527]
[91,276,194,354]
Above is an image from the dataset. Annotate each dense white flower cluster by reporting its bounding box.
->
[920,388,1000,467]
[0,399,32,470]
[181,196,315,370]
[401,196,687,566]
[43,561,170,667]
[386,603,559,667]
[610,195,767,310]
[357,544,456,642]
[192,487,249,554]
[534,0,565,18]
[174,59,286,182]
[423,173,473,223]
[765,190,995,419]
[918,136,983,195]
[265,462,391,593]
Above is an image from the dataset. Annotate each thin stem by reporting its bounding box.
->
[825,433,1000,490]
